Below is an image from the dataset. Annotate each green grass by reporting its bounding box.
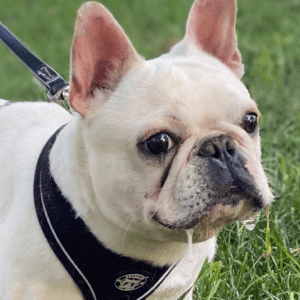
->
[1,0,300,299]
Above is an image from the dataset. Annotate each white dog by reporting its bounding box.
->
[0,0,273,299]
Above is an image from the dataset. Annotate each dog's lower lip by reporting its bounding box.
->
[152,212,199,230]
[152,192,265,231]
[152,213,175,229]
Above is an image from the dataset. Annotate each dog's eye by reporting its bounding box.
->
[144,133,172,155]
[244,113,258,134]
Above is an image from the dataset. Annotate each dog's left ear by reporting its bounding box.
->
[174,0,244,78]
[69,2,142,117]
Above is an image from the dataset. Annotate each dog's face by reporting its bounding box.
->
[68,0,273,243]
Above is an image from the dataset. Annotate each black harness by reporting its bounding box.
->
[33,125,179,300]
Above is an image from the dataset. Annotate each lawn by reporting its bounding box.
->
[1,0,300,299]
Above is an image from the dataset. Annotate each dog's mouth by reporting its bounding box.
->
[152,186,265,238]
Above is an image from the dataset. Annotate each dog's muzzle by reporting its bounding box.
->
[153,134,264,231]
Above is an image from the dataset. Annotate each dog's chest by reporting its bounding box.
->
[149,238,216,300]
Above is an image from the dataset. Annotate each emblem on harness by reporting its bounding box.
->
[115,274,148,291]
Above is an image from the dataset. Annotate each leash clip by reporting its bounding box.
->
[47,84,70,102]
[0,21,70,103]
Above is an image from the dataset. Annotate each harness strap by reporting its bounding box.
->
[0,22,69,101]
[34,125,177,300]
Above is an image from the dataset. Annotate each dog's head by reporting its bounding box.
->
[68,0,273,243]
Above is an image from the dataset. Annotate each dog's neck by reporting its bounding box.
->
[49,118,187,266]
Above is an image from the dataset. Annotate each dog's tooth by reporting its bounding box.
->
[185,228,194,262]
[241,220,255,231]
[240,213,260,231]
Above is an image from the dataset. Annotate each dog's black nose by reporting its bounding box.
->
[198,134,236,162]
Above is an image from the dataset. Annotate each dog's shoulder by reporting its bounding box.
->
[0,100,72,178]
[0,100,71,134]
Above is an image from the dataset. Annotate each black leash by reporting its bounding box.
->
[0,21,69,101]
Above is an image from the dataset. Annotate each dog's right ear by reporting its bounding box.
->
[69,2,142,117]
[170,0,244,79]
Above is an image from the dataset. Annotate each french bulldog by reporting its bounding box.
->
[0,0,273,299]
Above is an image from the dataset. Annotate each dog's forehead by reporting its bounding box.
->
[147,56,248,101]
[94,54,259,143]
[139,56,258,124]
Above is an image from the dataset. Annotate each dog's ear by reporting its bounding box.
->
[175,0,244,78]
[69,2,142,117]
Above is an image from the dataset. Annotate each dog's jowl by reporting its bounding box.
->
[0,0,273,299]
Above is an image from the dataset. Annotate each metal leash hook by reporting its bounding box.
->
[47,84,70,102]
